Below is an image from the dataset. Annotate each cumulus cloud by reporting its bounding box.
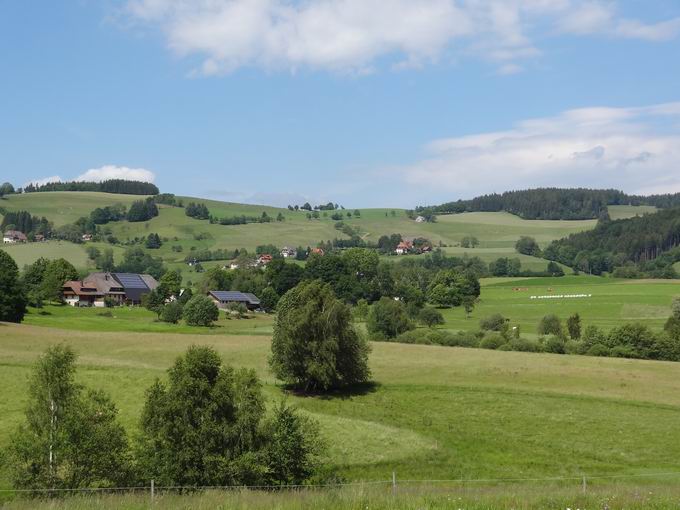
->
[76,165,156,183]
[24,176,62,188]
[123,0,680,74]
[393,102,680,198]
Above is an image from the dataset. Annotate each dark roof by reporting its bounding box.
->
[209,291,260,305]
[112,273,155,302]
[243,293,261,305]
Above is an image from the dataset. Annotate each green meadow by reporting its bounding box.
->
[3,321,680,507]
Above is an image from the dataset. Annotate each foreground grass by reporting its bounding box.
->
[5,482,680,509]
[2,323,680,491]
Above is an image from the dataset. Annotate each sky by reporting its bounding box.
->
[1,0,680,208]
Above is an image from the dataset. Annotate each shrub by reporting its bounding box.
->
[480,333,505,350]
[610,345,638,359]
[537,314,563,336]
[367,297,413,339]
[479,313,508,332]
[182,295,219,327]
[160,301,183,324]
[564,339,581,355]
[497,343,513,351]
[508,337,543,353]
[586,343,610,357]
[544,335,565,354]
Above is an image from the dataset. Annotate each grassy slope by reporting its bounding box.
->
[2,322,680,494]
[0,192,656,277]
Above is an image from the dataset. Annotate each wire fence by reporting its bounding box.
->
[3,470,680,497]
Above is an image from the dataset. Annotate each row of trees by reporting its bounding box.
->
[418,188,680,221]
[9,344,324,491]
[22,179,159,195]
[126,198,159,222]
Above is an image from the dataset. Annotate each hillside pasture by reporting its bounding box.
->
[2,323,680,497]
[442,275,680,332]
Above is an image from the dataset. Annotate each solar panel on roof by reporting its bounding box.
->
[113,273,148,289]
[211,291,248,301]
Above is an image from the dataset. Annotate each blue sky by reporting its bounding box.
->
[1,1,680,207]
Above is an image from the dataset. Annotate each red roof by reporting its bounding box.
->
[63,281,102,296]
[396,241,412,250]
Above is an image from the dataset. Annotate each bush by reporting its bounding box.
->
[544,335,565,354]
[418,307,445,328]
[182,295,219,327]
[586,343,610,357]
[367,297,413,339]
[508,337,543,353]
[564,339,581,355]
[480,333,505,350]
[479,313,508,332]
[537,314,563,336]
[160,301,183,324]
[610,345,638,359]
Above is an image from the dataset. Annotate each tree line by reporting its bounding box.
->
[22,179,159,195]
[417,188,680,220]
[543,207,680,276]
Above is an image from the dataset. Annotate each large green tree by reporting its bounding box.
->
[183,294,219,326]
[41,258,79,303]
[9,345,131,490]
[0,250,27,322]
[270,280,370,391]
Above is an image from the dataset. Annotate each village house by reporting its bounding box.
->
[81,233,93,242]
[257,254,273,265]
[311,247,324,256]
[395,240,413,255]
[280,246,297,258]
[3,230,27,244]
[62,272,159,307]
[207,290,262,311]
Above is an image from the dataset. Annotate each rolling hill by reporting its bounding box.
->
[0,191,656,276]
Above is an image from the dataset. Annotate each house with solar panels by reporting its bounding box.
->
[62,272,159,307]
[208,291,262,311]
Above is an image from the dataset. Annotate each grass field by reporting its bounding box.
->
[0,192,658,278]
[3,320,680,494]
[443,275,680,333]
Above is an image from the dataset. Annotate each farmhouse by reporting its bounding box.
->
[3,230,27,244]
[208,290,261,311]
[395,240,413,255]
[62,272,159,307]
[281,246,297,258]
[257,254,273,265]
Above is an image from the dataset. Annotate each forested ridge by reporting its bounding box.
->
[22,179,159,195]
[418,188,680,220]
[544,207,680,276]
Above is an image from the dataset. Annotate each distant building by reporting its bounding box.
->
[281,246,297,258]
[311,247,324,256]
[3,230,27,244]
[208,291,261,311]
[81,234,93,242]
[257,254,273,265]
[415,216,426,223]
[62,272,159,307]
[395,241,413,255]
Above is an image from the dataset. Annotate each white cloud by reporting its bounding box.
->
[394,102,680,198]
[558,1,680,41]
[76,165,156,183]
[124,0,680,74]
[24,176,62,188]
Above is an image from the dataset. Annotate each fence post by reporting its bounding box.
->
[150,479,155,505]
[392,471,397,495]
[582,475,586,495]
